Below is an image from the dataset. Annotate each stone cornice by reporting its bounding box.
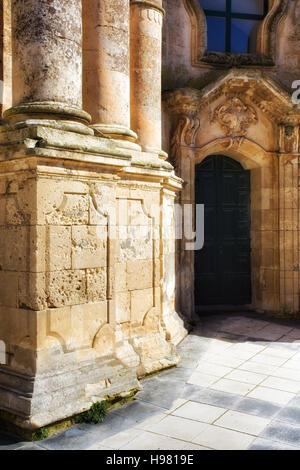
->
[163,70,300,124]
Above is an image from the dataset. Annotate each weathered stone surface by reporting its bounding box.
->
[0,0,188,432]
[71,226,107,270]
[83,0,139,148]
[87,268,107,302]
[47,270,87,308]
[132,333,180,377]
[11,0,83,107]
[130,0,164,154]
[127,259,153,291]
[0,150,184,429]
[116,292,131,324]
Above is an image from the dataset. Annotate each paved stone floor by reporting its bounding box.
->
[4,313,300,450]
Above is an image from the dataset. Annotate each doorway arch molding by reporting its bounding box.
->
[175,138,280,319]
[164,78,300,319]
[194,137,274,169]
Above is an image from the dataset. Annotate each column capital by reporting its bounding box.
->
[163,88,202,117]
[130,0,165,16]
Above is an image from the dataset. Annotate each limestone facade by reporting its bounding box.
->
[0,0,186,431]
[0,0,300,433]
[162,0,300,319]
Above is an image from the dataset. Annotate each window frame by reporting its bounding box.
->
[203,0,269,53]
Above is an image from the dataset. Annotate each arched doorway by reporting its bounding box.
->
[195,154,251,307]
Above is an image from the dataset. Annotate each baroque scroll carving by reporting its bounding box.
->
[213,97,258,137]
[170,115,200,169]
[164,88,202,169]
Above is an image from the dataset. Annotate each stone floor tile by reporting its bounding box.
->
[165,398,189,413]
[245,353,287,367]
[199,353,245,368]
[155,367,193,382]
[278,336,300,344]
[219,319,269,336]
[261,420,300,447]
[282,359,300,371]
[204,339,234,352]
[134,413,167,430]
[112,401,169,428]
[145,415,208,441]
[230,342,267,355]
[135,382,186,411]
[223,344,264,361]
[87,444,114,450]
[182,387,241,409]
[214,333,248,343]
[283,328,300,339]
[224,369,266,385]
[239,361,278,376]
[172,401,227,424]
[263,344,297,359]
[177,358,201,369]
[247,386,295,406]
[275,406,300,426]
[187,371,218,387]
[233,397,281,419]
[270,367,300,382]
[209,378,256,396]
[193,424,255,450]
[41,427,110,451]
[252,324,293,341]
[11,313,300,450]
[91,428,141,450]
[214,410,270,435]
[283,351,300,361]
[121,431,188,450]
[249,438,300,450]
[182,443,211,450]
[260,376,300,394]
[287,395,300,409]
[195,361,233,377]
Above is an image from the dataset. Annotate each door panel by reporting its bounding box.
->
[195,155,251,306]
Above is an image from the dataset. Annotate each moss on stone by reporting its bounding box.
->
[74,401,108,425]
[0,388,140,442]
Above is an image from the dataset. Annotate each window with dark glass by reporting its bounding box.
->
[200,0,268,54]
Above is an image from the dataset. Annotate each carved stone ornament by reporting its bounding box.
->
[213,97,258,137]
[169,115,200,170]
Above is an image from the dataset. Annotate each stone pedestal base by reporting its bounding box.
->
[0,124,186,429]
[0,353,139,430]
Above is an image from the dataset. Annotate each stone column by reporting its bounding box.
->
[1,0,12,116]
[130,0,166,158]
[4,0,91,133]
[82,0,139,149]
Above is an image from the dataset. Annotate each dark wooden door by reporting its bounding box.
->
[195,155,251,306]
